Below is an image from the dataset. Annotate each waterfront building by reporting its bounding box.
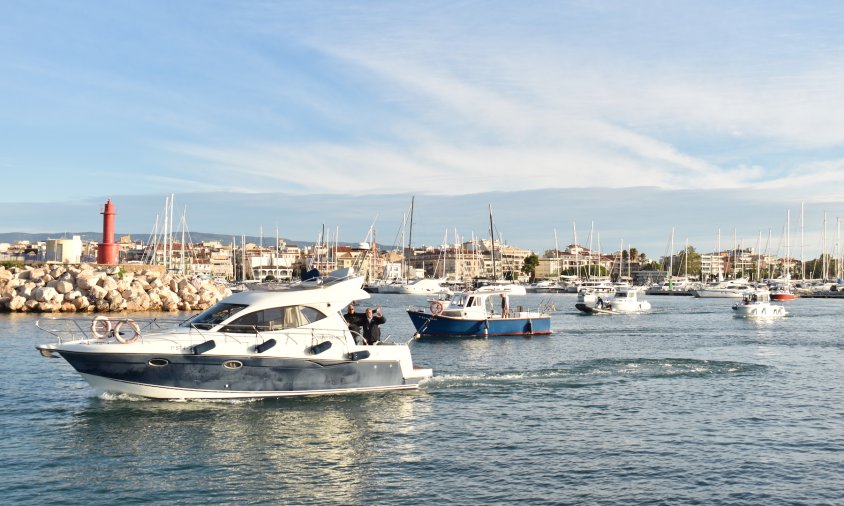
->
[535,244,616,280]
[45,236,83,263]
[699,248,777,280]
[405,239,531,280]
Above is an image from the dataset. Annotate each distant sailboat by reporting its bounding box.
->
[771,209,799,301]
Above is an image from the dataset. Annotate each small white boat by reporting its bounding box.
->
[608,288,652,313]
[576,287,651,315]
[35,269,432,399]
[732,291,787,319]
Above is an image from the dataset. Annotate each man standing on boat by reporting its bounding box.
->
[361,307,386,345]
[500,293,510,318]
[344,304,364,344]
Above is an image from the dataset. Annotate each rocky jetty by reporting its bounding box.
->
[0,264,232,313]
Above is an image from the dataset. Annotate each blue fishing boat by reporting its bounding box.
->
[407,286,552,338]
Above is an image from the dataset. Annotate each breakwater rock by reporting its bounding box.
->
[0,264,232,313]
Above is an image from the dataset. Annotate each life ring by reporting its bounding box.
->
[430,300,443,315]
[91,316,112,339]
[113,319,142,344]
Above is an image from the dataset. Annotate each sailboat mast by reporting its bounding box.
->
[169,194,175,271]
[838,218,842,281]
[180,205,187,274]
[732,228,738,279]
[766,228,772,278]
[162,196,169,270]
[823,211,828,280]
[489,204,497,280]
[669,228,674,280]
[554,228,560,279]
[573,222,579,280]
[408,196,415,251]
[241,234,246,281]
[587,222,594,279]
[786,209,791,281]
[801,202,805,280]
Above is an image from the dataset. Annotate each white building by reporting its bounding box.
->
[45,236,83,263]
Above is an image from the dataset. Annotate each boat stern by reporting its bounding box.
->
[404,364,433,385]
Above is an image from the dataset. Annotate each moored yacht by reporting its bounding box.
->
[693,278,754,298]
[396,278,452,295]
[576,287,651,315]
[576,280,615,304]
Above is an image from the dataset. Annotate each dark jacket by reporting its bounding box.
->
[344,310,364,343]
[360,314,386,345]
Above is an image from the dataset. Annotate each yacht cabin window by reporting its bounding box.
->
[185,303,248,330]
[220,305,328,333]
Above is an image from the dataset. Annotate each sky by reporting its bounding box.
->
[2,1,844,259]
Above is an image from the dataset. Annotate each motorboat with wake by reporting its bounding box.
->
[35,269,432,399]
[732,291,787,319]
[406,286,552,338]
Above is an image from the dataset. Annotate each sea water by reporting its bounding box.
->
[1,294,843,504]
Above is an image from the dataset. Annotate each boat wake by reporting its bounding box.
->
[423,358,770,390]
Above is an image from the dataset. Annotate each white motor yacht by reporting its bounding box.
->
[693,278,753,298]
[35,270,432,399]
[576,287,651,315]
[732,291,787,319]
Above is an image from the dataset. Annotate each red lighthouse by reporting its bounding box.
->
[96,199,119,265]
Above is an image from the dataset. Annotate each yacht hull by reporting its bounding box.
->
[732,304,787,318]
[693,289,746,298]
[57,350,418,399]
[575,303,613,315]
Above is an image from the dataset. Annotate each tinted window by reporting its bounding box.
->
[300,306,327,324]
[185,303,248,330]
[221,305,327,333]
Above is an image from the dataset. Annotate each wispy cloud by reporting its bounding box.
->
[3,0,844,220]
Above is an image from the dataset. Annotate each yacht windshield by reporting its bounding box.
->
[183,303,248,330]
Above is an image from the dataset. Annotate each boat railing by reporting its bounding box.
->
[36,317,186,344]
[39,316,396,350]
